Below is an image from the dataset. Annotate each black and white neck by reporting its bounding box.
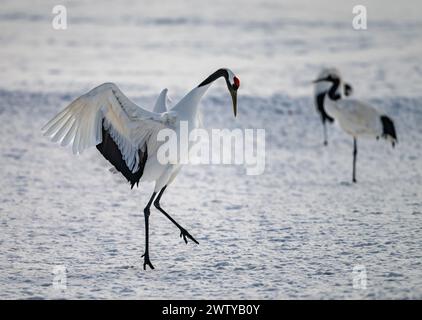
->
[327,77,342,101]
[198,68,233,88]
[172,68,237,119]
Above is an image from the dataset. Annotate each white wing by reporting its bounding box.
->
[153,88,171,113]
[334,99,381,136]
[42,83,168,187]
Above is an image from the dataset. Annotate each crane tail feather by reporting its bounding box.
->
[380,115,397,147]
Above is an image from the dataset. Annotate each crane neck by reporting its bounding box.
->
[172,83,211,120]
[172,69,229,120]
[327,78,341,101]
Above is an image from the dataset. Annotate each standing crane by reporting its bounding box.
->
[313,73,397,183]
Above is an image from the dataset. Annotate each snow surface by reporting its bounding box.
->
[0,0,421,299]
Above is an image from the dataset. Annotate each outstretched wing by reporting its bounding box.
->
[42,82,167,188]
[153,88,171,113]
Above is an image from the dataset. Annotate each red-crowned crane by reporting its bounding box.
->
[42,68,240,269]
[313,73,397,183]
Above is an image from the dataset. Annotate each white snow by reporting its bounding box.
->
[0,0,421,299]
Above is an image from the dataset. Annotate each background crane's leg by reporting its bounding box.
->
[323,120,328,146]
[142,192,156,270]
[154,186,199,245]
[353,137,357,183]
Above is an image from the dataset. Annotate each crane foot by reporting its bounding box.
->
[179,228,199,245]
[142,253,155,270]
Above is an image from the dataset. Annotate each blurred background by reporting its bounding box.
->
[1,0,421,97]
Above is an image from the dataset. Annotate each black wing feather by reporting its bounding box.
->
[96,122,148,189]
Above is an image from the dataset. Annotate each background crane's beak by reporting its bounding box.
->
[230,88,237,117]
[312,78,324,83]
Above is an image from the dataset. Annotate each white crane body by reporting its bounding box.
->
[42,68,240,269]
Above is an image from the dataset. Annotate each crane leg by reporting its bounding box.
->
[154,186,199,245]
[323,121,328,146]
[353,137,357,183]
[142,192,156,270]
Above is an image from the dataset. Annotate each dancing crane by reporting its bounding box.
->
[42,68,240,269]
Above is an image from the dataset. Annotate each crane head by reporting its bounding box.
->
[225,69,240,117]
[313,73,340,84]
[313,68,353,98]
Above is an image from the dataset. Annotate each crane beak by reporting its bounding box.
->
[312,78,324,83]
[230,88,237,117]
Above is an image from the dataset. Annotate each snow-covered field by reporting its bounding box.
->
[1,0,421,299]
